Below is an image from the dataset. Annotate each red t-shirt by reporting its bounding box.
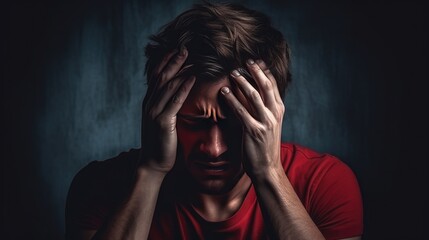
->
[66,143,363,239]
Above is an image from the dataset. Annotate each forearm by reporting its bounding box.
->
[92,164,166,240]
[252,163,325,240]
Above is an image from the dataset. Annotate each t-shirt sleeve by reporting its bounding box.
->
[65,161,108,232]
[309,158,363,240]
[65,150,138,234]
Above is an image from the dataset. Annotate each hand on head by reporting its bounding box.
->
[221,59,285,179]
[140,48,195,174]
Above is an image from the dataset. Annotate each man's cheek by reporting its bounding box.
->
[177,127,198,156]
[224,123,242,156]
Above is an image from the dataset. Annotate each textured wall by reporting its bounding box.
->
[4,0,428,239]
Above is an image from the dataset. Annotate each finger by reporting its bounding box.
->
[246,59,277,111]
[255,59,282,103]
[230,69,267,120]
[145,48,189,112]
[152,49,179,80]
[157,47,188,89]
[148,75,189,117]
[144,49,180,111]
[162,76,196,117]
[220,86,259,129]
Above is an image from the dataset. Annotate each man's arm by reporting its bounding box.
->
[221,59,361,240]
[221,58,324,239]
[66,48,195,240]
[91,166,170,240]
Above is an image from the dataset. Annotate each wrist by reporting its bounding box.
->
[138,149,173,175]
[249,161,284,185]
[136,165,168,184]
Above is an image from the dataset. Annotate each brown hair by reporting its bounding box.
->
[145,2,291,98]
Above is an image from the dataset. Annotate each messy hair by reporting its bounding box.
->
[145,2,291,98]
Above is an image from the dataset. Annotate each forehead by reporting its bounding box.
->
[179,76,231,117]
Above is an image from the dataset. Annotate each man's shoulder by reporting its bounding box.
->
[67,149,140,203]
[280,142,352,183]
[281,142,342,165]
[66,149,141,229]
[74,149,139,181]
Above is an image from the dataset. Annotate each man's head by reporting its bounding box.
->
[144,3,291,194]
[145,2,291,98]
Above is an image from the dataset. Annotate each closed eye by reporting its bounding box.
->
[177,116,210,130]
[177,114,239,131]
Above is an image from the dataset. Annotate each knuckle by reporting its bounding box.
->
[148,109,158,120]
[167,80,176,90]
[266,120,274,131]
[263,68,272,75]
[250,90,260,100]
[236,106,246,115]
[275,108,285,120]
[263,80,273,90]
[279,102,285,113]
[257,125,266,134]
[180,83,188,93]
[253,65,263,74]
[249,125,265,139]
[171,55,185,68]
[156,115,173,130]
[160,72,168,82]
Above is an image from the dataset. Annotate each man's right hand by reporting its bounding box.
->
[139,48,195,174]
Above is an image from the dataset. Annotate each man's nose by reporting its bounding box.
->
[199,124,227,158]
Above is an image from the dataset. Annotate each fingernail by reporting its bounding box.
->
[179,47,187,57]
[231,70,241,77]
[247,59,255,65]
[221,87,230,94]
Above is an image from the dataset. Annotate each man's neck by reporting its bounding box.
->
[190,173,252,222]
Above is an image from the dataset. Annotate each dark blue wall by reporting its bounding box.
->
[4,0,428,239]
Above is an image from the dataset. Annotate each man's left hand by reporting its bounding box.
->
[220,59,285,179]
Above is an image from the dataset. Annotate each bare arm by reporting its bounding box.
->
[252,162,325,239]
[89,166,166,239]
[221,59,360,239]
[67,48,195,240]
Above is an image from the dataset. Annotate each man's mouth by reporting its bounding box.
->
[193,160,230,172]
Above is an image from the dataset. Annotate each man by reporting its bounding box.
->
[66,3,363,240]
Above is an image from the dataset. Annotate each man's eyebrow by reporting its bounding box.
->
[177,114,208,120]
[177,114,227,120]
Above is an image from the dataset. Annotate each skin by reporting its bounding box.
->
[69,48,361,240]
[221,59,326,240]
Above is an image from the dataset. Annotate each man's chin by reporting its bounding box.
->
[194,180,235,195]
[191,171,245,195]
